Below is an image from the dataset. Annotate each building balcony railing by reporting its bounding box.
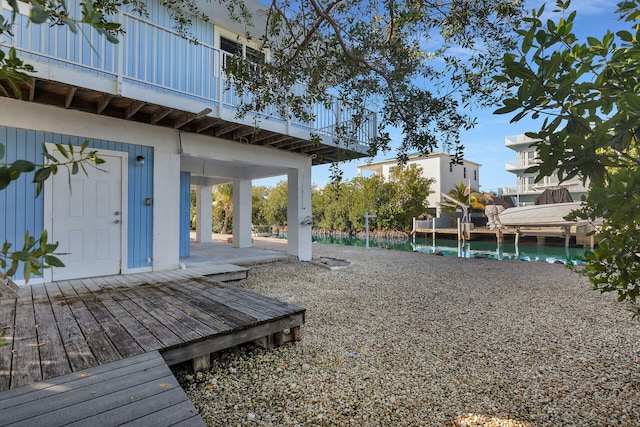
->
[0,7,374,155]
[505,159,542,172]
[499,180,589,197]
[505,134,540,148]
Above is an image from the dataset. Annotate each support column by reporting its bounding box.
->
[232,178,252,248]
[153,149,181,271]
[287,166,312,261]
[195,185,212,243]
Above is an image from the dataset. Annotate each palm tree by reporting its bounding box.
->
[446,182,485,211]
[213,184,233,234]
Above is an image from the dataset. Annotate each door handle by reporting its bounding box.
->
[114,219,120,224]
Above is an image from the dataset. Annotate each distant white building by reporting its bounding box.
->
[357,152,481,224]
[500,134,589,206]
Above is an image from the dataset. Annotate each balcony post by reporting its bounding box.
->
[117,11,124,95]
[287,164,312,261]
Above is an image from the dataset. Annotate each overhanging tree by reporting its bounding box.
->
[0,0,523,281]
[226,0,524,162]
[496,0,640,316]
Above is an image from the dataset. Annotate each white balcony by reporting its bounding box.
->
[0,6,375,164]
[505,134,540,148]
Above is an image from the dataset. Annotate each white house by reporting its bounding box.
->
[0,0,375,284]
[357,152,481,224]
[500,134,589,206]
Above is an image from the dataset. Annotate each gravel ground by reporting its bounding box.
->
[173,239,640,426]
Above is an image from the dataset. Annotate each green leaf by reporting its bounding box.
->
[9,160,35,173]
[11,250,31,261]
[55,143,69,159]
[23,260,31,283]
[33,167,52,183]
[622,93,640,113]
[29,4,49,24]
[0,168,11,191]
[44,255,65,268]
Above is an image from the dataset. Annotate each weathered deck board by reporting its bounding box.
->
[91,276,184,348]
[84,277,164,352]
[0,351,204,426]
[44,281,98,372]
[11,289,42,389]
[71,279,144,358]
[31,284,71,380]
[56,280,123,365]
[112,275,218,339]
[0,299,16,391]
[0,268,305,392]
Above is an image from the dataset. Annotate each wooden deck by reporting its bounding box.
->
[0,350,205,426]
[0,267,305,392]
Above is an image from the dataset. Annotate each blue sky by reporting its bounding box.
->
[255,0,627,192]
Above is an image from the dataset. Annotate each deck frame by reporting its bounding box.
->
[0,265,304,392]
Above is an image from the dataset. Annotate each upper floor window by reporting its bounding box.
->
[220,36,265,63]
[473,170,477,181]
[220,37,242,55]
[449,163,453,173]
[463,167,467,179]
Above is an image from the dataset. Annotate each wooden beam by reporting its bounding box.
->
[96,94,113,114]
[124,100,145,119]
[195,119,217,133]
[161,314,305,366]
[174,108,212,129]
[64,87,77,109]
[192,354,211,372]
[250,131,274,144]
[272,138,299,148]
[150,108,172,124]
[213,122,242,137]
[232,127,255,141]
[262,135,293,146]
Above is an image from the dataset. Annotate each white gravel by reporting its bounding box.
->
[173,239,640,426]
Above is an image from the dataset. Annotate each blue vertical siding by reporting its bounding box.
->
[0,127,43,272]
[179,172,191,257]
[0,126,154,280]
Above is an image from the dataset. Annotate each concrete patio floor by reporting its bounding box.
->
[181,234,291,267]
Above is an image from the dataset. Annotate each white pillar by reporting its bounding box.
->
[195,185,212,243]
[287,165,312,261]
[153,150,181,271]
[232,178,252,248]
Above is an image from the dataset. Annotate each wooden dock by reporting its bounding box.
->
[414,226,591,246]
[0,265,304,424]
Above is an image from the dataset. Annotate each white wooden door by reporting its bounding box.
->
[49,151,123,281]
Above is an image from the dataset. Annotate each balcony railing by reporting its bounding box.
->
[500,179,589,196]
[505,134,540,148]
[505,159,542,171]
[0,7,374,153]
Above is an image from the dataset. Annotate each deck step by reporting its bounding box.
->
[0,351,205,426]
[178,263,249,282]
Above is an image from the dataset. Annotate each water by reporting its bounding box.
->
[300,234,592,265]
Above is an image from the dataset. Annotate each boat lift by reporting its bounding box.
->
[439,194,472,241]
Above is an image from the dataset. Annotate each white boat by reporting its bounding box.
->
[496,202,585,227]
